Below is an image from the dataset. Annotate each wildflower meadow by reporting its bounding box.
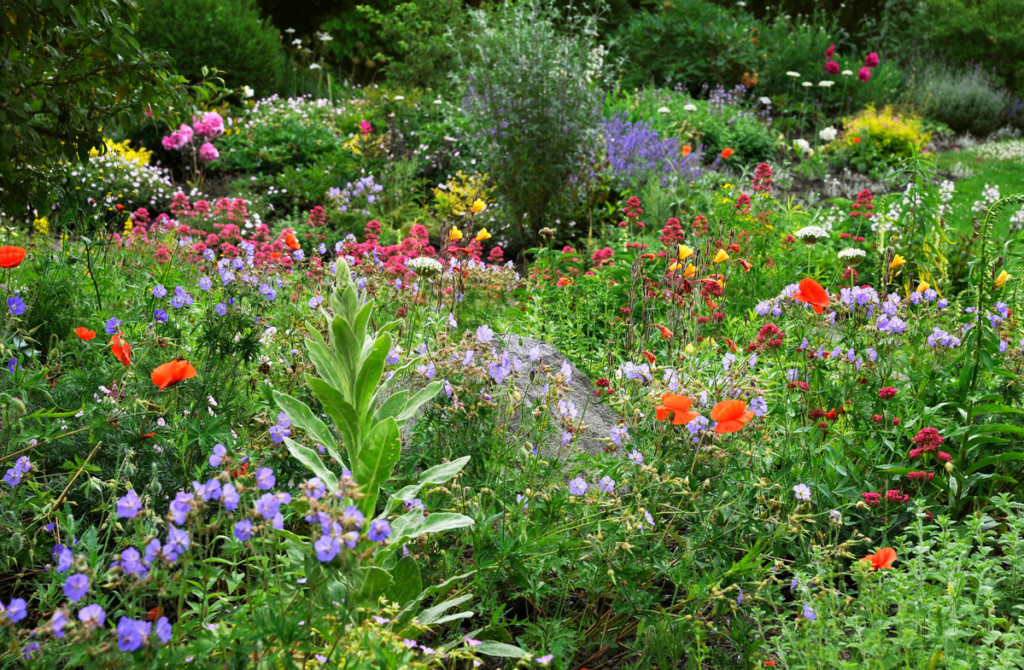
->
[2,0,1024,667]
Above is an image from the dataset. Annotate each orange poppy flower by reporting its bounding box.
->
[710,399,755,433]
[655,394,699,425]
[681,145,692,157]
[721,148,734,159]
[654,324,673,340]
[151,359,197,391]
[75,327,96,341]
[793,278,831,314]
[861,547,897,571]
[0,246,27,269]
[110,334,131,366]
[284,231,301,251]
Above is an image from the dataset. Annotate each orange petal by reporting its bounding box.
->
[710,399,747,423]
[672,410,699,425]
[714,419,747,434]
[663,394,693,413]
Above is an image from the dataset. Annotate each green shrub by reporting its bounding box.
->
[456,0,603,247]
[904,61,1010,137]
[611,0,760,91]
[138,0,289,96]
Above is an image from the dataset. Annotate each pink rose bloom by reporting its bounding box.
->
[824,60,840,75]
[825,43,835,59]
[359,120,372,136]
[194,111,225,140]
[858,67,872,83]
[865,52,879,69]
[198,143,219,163]
[178,124,194,145]
[161,133,181,151]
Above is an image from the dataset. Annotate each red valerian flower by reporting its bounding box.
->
[861,547,896,570]
[793,278,830,313]
[655,394,698,425]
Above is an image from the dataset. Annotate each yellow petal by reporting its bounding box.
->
[678,245,694,261]
[889,254,905,270]
[668,261,681,272]
[713,249,729,264]
[995,270,1011,288]
[470,199,486,214]
[683,263,696,278]
[447,227,463,242]
[475,227,491,242]
[684,343,695,355]
[916,281,929,293]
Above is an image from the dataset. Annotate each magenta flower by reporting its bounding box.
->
[824,60,839,75]
[865,52,879,69]
[858,67,872,83]
[198,143,219,163]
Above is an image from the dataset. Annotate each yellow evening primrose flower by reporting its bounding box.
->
[995,270,1011,288]
[889,254,906,270]
[475,228,491,242]
[470,199,486,215]
[683,263,696,278]
[678,245,694,261]
[916,280,929,293]
[447,227,463,242]
[684,343,695,356]
[713,249,729,264]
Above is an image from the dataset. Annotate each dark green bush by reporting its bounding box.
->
[923,0,1024,94]
[138,0,289,96]
[611,0,760,91]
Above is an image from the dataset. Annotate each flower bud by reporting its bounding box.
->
[945,461,954,473]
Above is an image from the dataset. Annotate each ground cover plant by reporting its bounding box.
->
[3,0,1024,667]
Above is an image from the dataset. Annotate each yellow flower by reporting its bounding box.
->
[916,280,929,293]
[668,261,681,272]
[889,254,906,270]
[475,228,491,242]
[677,245,694,261]
[470,199,486,215]
[684,342,695,356]
[995,270,1011,288]
[33,216,49,235]
[683,263,696,278]
[447,227,463,242]
[713,249,729,264]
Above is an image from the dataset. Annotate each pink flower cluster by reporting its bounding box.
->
[161,111,224,163]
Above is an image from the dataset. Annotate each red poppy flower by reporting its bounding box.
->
[655,394,699,425]
[710,399,754,433]
[110,334,132,366]
[284,231,301,251]
[75,327,96,341]
[793,278,830,314]
[145,606,164,621]
[0,246,27,269]
[861,547,897,570]
[151,359,197,391]
[721,147,734,159]
[231,462,248,477]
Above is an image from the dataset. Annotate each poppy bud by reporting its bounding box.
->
[944,461,954,473]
